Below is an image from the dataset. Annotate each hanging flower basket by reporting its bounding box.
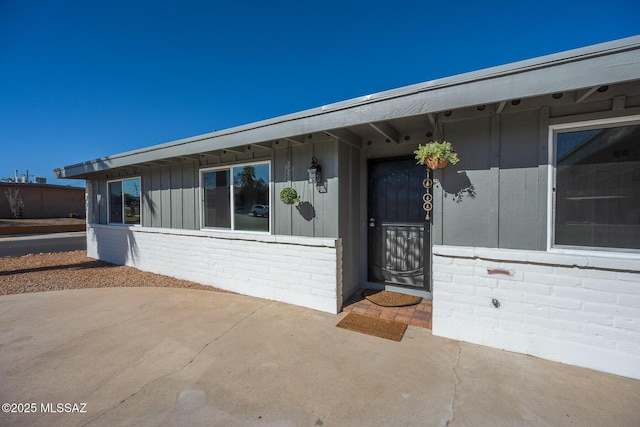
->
[414,141,459,170]
[424,157,449,170]
[280,187,300,205]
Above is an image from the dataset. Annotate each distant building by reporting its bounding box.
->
[0,182,85,219]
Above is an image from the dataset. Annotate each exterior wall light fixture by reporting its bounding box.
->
[307,156,321,184]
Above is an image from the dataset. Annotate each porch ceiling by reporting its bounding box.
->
[55,36,640,180]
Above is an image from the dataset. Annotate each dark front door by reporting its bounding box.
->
[368,157,430,291]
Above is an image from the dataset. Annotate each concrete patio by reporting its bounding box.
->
[1,287,639,427]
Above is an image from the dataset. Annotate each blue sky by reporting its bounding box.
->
[1,0,638,187]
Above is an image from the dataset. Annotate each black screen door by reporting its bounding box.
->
[368,158,430,290]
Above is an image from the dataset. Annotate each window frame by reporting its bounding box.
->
[199,161,272,234]
[107,176,142,226]
[547,114,640,254]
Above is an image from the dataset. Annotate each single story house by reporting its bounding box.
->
[56,36,640,380]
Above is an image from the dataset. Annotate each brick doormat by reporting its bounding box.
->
[336,313,407,341]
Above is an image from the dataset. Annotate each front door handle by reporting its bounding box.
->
[369,217,376,228]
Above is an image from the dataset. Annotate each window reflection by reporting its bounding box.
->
[555,124,640,249]
[203,170,231,228]
[123,179,141,225]
[234,164,269,232]
[108,178,141,225]
[202,162,270,232]
[109,181,123,223]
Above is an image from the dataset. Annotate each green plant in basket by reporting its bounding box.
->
[280,187,300,205]
[414,141,460,169]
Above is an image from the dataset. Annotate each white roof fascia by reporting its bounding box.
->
[55,35,640,179]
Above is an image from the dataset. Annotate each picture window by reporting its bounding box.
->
[201,162,270,233]
[108,178,141,225]
[552,119,640,251]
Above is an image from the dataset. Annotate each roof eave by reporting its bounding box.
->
[55,35,640,179]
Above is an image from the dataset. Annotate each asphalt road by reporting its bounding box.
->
[0,232,86,258]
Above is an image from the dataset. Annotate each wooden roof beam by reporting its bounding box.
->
[250,143,273,151]
[143,160,169,167]
[177,155,201,161]
[577,86,600,103]
[324,128,362,148]
[200,152,220,159]
[222,147,243,154]
[369,121,399,144]
[284,137,303,146]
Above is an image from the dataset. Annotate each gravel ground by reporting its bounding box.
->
[0,250,226,296]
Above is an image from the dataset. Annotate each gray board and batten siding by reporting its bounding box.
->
[86,83,640,253]
[88,138,344,238]
[84,94,640,248]
[87,136,363,299]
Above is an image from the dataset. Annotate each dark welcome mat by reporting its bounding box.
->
[336,313,407,341]
[363,289,422,307]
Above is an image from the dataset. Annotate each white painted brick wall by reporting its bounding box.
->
[432,245,640,380]
[87,225,341,313]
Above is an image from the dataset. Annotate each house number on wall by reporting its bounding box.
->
[423,175,433,221]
